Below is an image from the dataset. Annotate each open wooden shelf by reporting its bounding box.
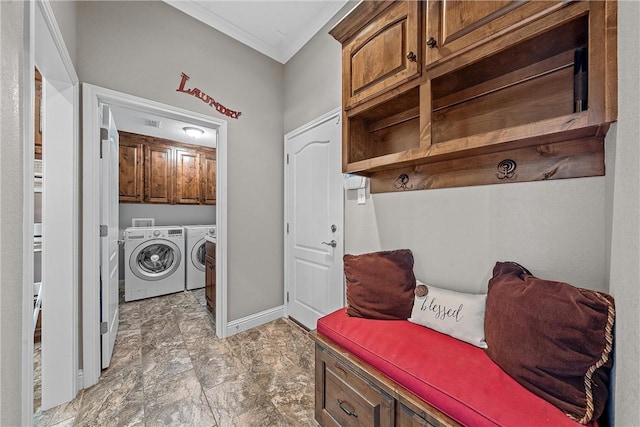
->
[345,86,420,167]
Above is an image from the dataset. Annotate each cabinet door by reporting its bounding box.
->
[200,150,216,205]
[144,143,173,204]
[425,0,561,67]
[118,141,144,203]
[343,1,421,108]
[174,147,201,204]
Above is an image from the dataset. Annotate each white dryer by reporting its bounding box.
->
[124,226,185,301]
[183,225,216,290]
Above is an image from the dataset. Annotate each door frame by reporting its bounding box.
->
[22,0,80,422]
[283,107,344,322]
[82,84,229,388]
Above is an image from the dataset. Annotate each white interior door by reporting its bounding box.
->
[100,105,119,368]
[285,109,344,330]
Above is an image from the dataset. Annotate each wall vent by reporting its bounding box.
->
[144,119,161,128]
[131,218,155,228]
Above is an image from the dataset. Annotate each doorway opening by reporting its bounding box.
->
[82,84,229,389]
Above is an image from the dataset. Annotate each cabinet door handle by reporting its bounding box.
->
[337,399,358,418]
[406,51,417,62]
[426,37,437,48]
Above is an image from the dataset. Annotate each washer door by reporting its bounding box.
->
[191,238,206,272]
[130,239,182,281]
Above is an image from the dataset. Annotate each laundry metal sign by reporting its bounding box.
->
[176,72,241,119]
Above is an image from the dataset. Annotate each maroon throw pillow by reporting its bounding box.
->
[344,249,416,320]
[484,261,615,424]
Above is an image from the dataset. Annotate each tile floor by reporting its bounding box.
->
[34,289,317,426]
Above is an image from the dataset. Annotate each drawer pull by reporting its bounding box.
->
[337,399,358,418]
[334,363,349,377]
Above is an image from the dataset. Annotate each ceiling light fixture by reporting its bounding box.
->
[183,127,204,138]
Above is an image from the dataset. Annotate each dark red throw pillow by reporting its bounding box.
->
[484,261,615,424]
[344,249,416,320]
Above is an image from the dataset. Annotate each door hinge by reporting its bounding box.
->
[100,321,108,334]
[100,224,108,237]
[286,292,289,303]
[286,223,289,234]
[286,154,289,164]
[100,127,108,158]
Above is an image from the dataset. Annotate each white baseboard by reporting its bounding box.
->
[226,305,285,337]
[76,369,83,392]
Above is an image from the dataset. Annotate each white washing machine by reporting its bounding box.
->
[124,226,185,301]
[183,225,216,290]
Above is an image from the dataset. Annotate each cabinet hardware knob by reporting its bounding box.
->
[406,51,417,62]
[426,37,437,48]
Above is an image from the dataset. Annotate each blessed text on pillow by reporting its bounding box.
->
[409,281,487,348]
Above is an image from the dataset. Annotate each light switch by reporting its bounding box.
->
[357,188,366,205]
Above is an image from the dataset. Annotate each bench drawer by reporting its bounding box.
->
[316,346,394,427]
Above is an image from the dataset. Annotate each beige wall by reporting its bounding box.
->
[76,1,285,321]
[0,2,25,425]
[285,2,639,424]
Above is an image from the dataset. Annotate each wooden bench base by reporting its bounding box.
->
[311,331,461,427]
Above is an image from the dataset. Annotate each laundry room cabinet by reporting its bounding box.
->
[118,131,216,205]
[423,1,563,68]
[337,0,422,109]
[119,139,144,203]
[331,0,617,193]
[205,241,216,312]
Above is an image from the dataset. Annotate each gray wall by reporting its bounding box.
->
[118,203,216,280]
[76,1,284,321]
[284,2,639,423]
[607,1,640,424]
[283,2,356,133]
[0,2,25,425]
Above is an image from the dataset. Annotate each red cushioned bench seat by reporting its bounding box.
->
[317,308,595,427]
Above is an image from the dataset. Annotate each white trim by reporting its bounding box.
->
[22,2,36,424]
[76,369,84,391]
[82,84,229,387]
[283,107,342,322]
[284,107,342,141]
[23,0,80,420]
[37,0,78,82]
[215,121,228,339]
[226,306,285,337]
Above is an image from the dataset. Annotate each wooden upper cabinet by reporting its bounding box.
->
[119,131,217,205]
[144,143,173,204]
[336,1,421,109]
[333,0,617,193]
[174,147,201,204]
[118,138,144,203]
[425,0,562,68]
[201,151,217,205]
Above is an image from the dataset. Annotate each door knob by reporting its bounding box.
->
[321,240,337,248]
